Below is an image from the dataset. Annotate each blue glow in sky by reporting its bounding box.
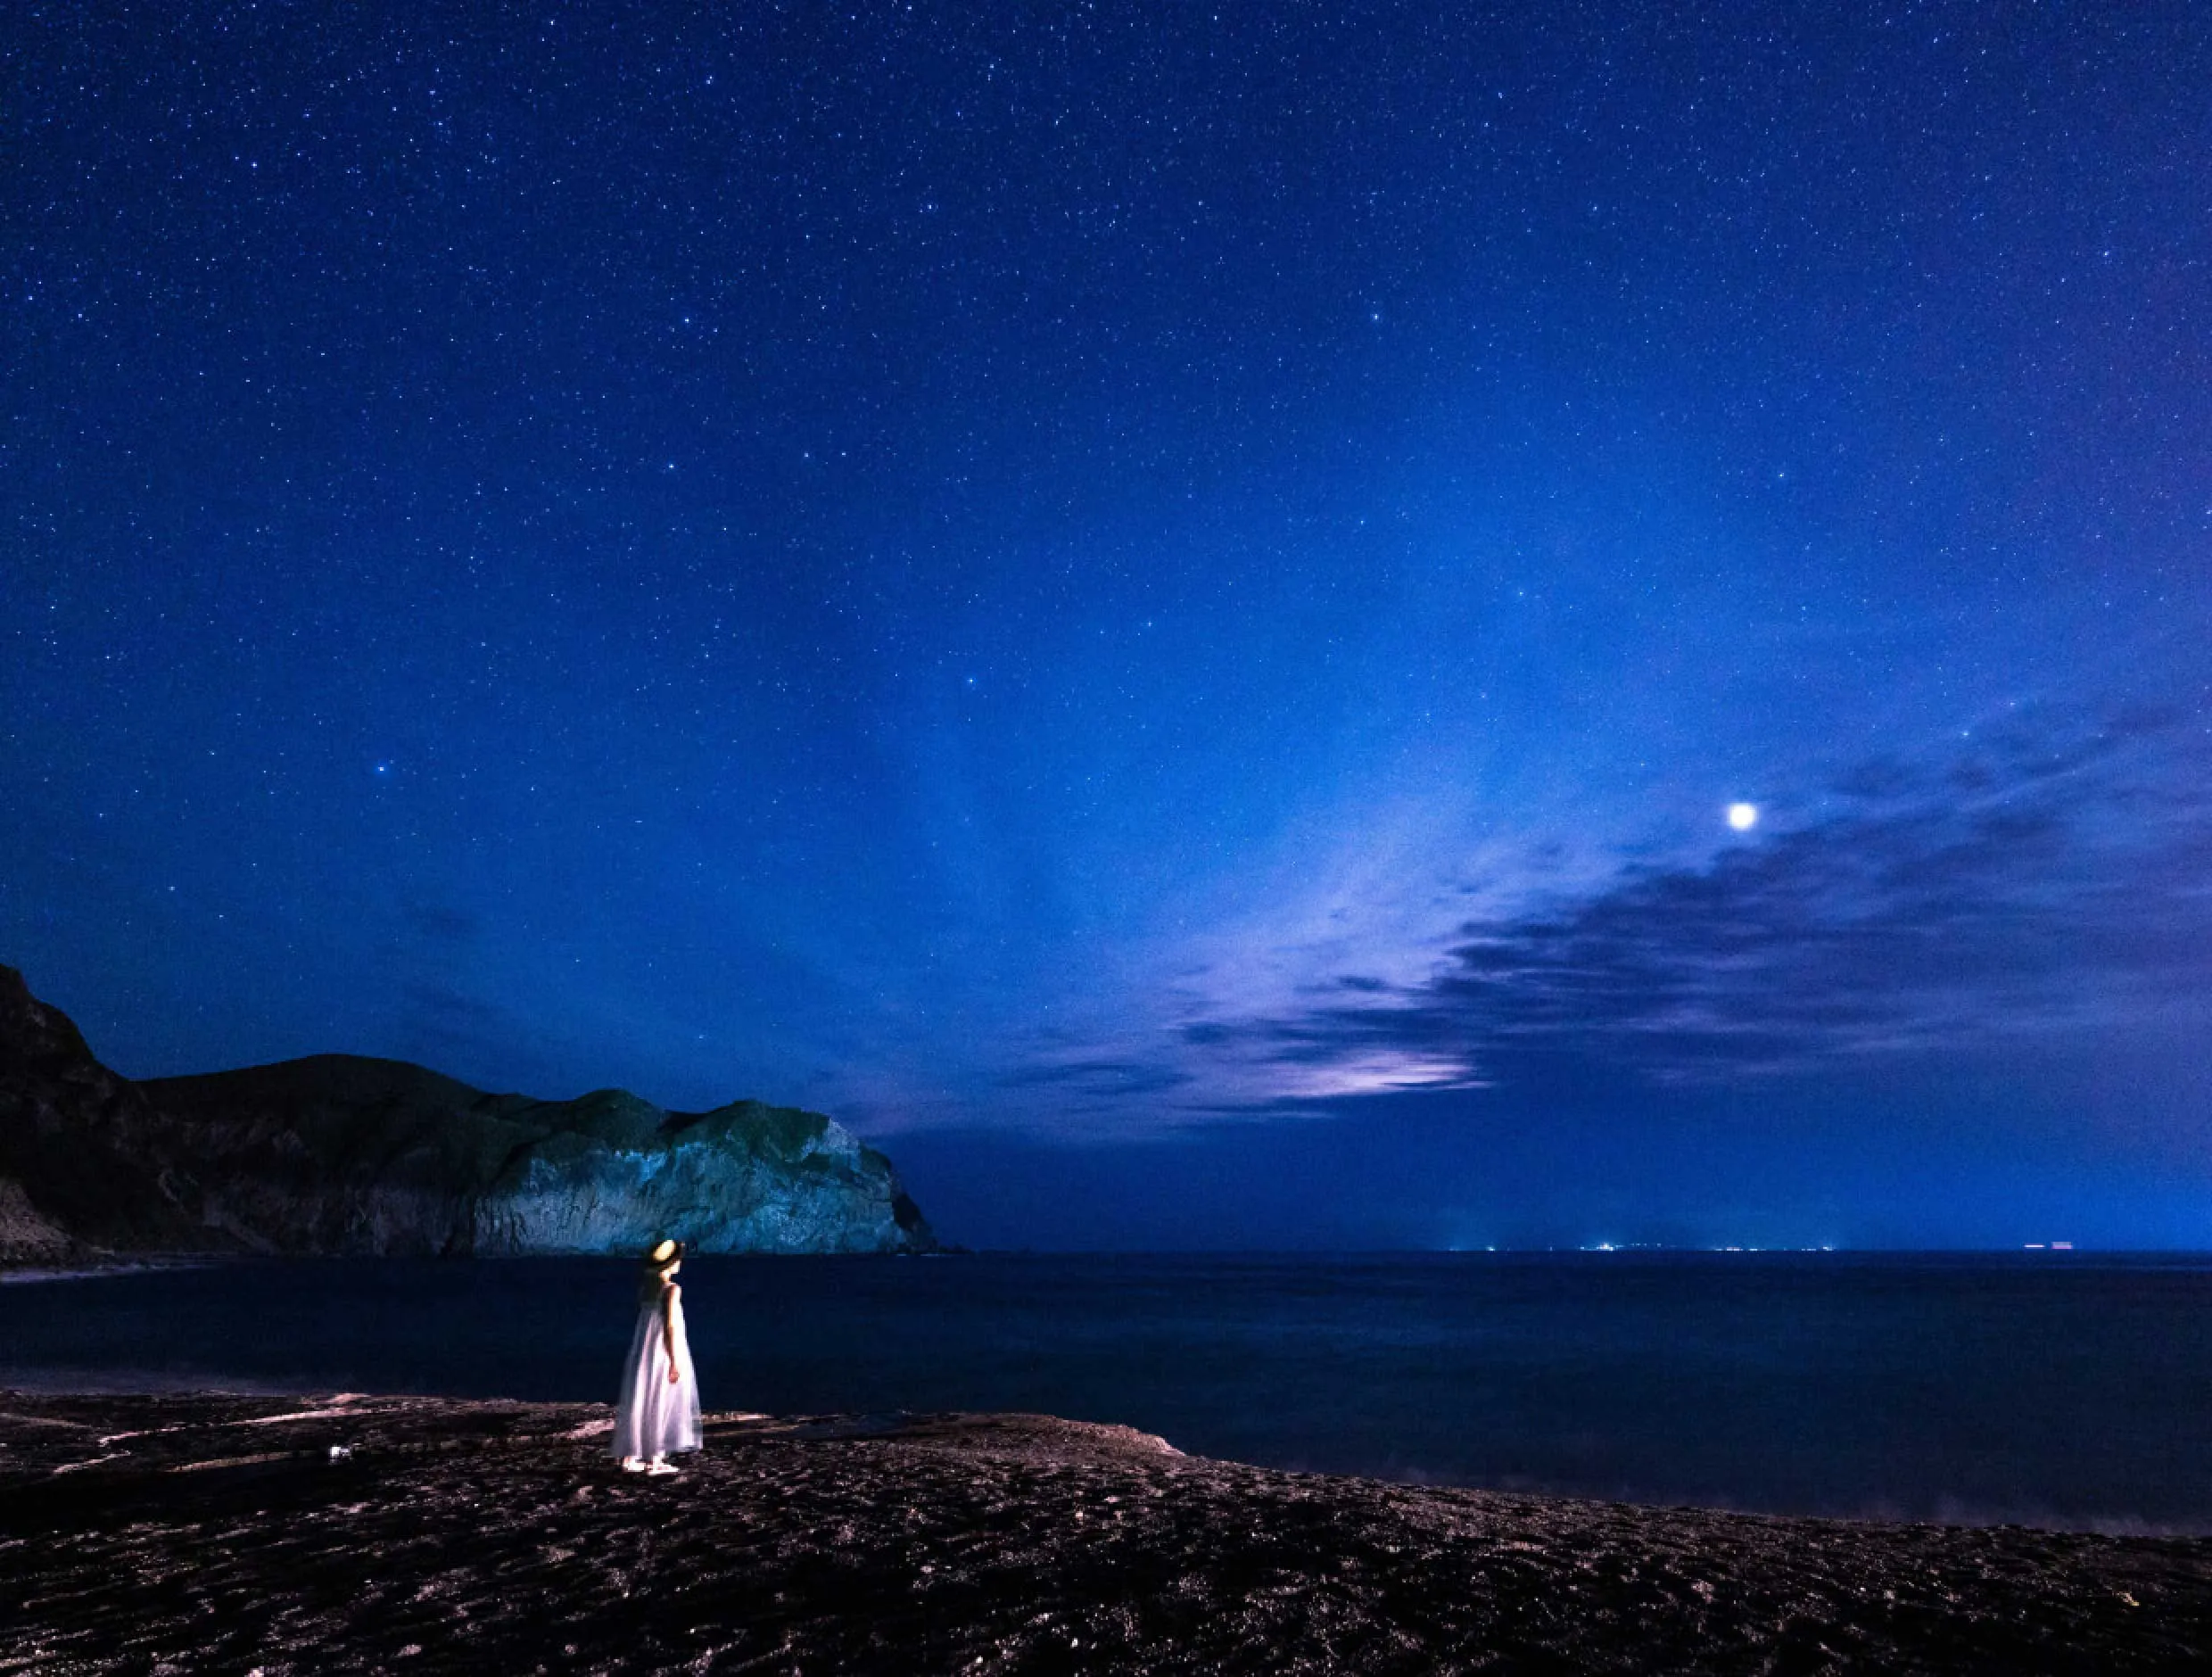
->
[4,3,2208,1247]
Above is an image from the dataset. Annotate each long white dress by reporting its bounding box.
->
[611,1278,702,1460]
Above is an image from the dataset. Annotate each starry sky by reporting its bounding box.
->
[5,3,2208,1249]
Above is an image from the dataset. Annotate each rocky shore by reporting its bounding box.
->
[3,1392,2205,1674]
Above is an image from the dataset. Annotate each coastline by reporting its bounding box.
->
[4,1390,2206,1674]
[0,1256,223,1286]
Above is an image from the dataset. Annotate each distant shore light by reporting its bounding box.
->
[1727,801,1759,830]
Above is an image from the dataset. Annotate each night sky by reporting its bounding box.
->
[5,4,2208,1250]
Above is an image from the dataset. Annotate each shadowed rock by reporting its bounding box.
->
[0,966,225,1257]
[0,965,936,1259]
[4,1391,2206,1674]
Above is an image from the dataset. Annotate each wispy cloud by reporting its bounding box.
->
[1011,706,2212,1119]
[1000,1057,1199,1098]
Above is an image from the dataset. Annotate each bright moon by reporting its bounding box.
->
[1727,802,1759,831]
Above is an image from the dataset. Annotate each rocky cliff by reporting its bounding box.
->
[0,965,936,1259]
[0,967,227,1259]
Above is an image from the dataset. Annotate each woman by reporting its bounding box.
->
[612,1236,702,1475]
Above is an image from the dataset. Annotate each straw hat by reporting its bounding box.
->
[645,1237,681,1268]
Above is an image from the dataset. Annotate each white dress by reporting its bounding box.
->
[611,1278,702,1460]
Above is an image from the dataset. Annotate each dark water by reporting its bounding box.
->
[5,1252,2208,1530]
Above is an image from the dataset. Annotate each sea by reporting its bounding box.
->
[4,1251,2208,1532]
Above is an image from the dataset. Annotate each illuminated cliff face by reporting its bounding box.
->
[1,966,935,1259]
[477,1107,934,1255]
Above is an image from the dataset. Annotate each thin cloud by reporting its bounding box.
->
[1000,1057,1199,1097]
[1156,707,2212,1105]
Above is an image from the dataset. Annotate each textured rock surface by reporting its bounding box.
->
[0,1177,73,1263]
[4,1391,2207,1675]
[0,965,935,1258]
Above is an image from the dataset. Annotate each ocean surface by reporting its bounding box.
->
[4,1252,2208,1531]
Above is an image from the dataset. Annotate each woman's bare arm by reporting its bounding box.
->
[664,1283,682,1382]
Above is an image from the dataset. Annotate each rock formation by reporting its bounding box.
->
[0,964,936,1259]
[0,966,224,1258]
